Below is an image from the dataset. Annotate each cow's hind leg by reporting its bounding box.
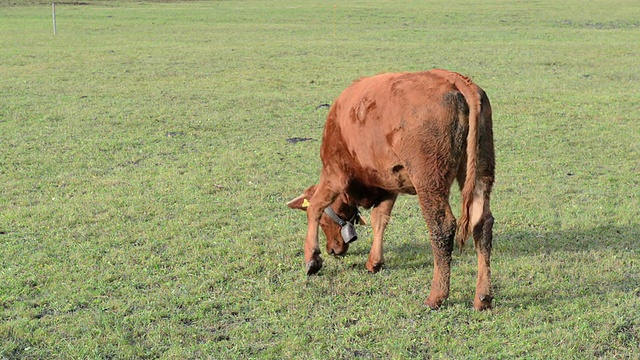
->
[417,189,456,309]
[457,168,494,310]
[462,99,495,310]
[366,193,398,273]
[304,182,339,275]
[470,184,494,310]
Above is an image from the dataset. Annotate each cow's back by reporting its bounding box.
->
[321,71,467,193]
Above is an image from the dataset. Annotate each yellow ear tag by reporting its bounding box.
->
[301,199,310,209]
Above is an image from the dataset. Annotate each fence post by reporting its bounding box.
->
[52,3,57,35]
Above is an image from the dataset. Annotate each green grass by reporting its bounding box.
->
[1,0,639,358]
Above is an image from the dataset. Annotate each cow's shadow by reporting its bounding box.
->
[347,223,640,308]
[374,223,639,263]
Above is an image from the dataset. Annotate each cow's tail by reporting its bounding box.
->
[431,69,481,249]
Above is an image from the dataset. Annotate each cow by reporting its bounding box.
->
[287,69,495,310]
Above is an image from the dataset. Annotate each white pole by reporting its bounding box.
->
[333,5,336,38]
[52,3,57,35]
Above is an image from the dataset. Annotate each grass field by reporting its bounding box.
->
[1,0,639,358]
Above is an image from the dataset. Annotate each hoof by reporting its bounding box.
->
[474,295,493,311]
[305,257,323,275]
[424,296,445,310]
[365,261,384,273]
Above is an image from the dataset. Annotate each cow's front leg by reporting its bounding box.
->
[304,184,338,275]
[366,194,397,273]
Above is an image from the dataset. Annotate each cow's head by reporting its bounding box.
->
[287,185,366,256]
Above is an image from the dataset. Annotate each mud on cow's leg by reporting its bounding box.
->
[303,212,324,275]
[425,217,455,309]
[304,183,338,275]
[418,193,456,309]
[305,250,323,275]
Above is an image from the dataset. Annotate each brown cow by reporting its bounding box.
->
[287,69,495,310]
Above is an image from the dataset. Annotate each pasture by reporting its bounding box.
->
[1,0,639,358]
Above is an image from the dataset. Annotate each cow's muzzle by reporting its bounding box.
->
[324,206,359,244]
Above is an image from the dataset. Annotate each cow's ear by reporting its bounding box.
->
[286,194,310,211]
[286,185,317,211]
[357,214,368,225]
